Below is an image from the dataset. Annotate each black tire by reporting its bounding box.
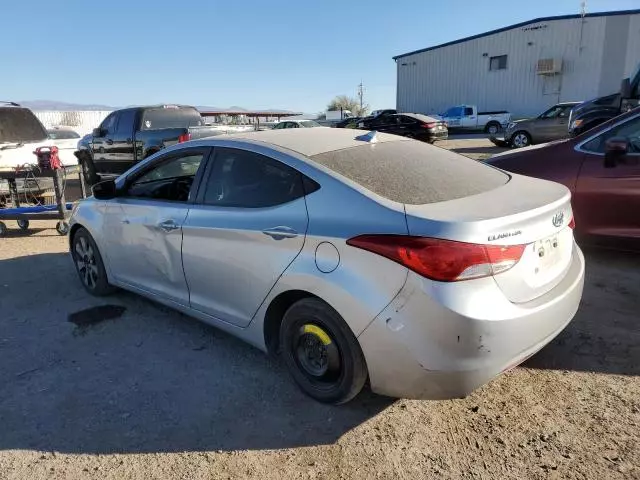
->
[17,219,29,231]
[280,298,368,404]
[71,227,116,296]
[484,122,501,135]
[0,222,6,237]
[512,131,532,148]
[78,152,100,186]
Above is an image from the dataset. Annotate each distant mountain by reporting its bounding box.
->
[19,100,301,115]
[19,100,115,111]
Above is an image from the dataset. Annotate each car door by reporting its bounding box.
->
[91,112,118,173]
[460,106,477,128]
[534,105,565,142]
[109,108,138,172]
[101,147,210,306]
[574,113,640,240]
[549,105,572,140]
[181,146,309,327]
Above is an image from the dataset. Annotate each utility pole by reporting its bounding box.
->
[580,0,587,17]
[357,81,364,113]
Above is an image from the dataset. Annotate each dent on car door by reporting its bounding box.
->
[574,115,640,239]
[181,146,309,327]
[101,148,210,305]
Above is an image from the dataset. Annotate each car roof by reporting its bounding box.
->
[395,113,440,122]
[220,127,405,156]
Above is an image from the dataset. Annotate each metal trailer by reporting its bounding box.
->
[0,165,87,237]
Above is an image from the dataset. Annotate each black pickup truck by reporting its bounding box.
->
[76,105,221,183]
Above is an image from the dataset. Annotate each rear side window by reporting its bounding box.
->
[311,141,509,205]
[0,108,48,143]
[141,107,203,130]
[203,148,305,208]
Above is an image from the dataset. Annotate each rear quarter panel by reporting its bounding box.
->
[489,141,583,193]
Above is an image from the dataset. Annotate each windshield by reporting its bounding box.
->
[140,107,204,130]
[47,129,80,139]
[311,140,508,204]
[300,120,321,128]
[0,107,48,143]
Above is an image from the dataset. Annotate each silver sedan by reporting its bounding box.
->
[68,128,585,404]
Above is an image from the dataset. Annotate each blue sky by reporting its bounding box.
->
[1,0,638,112]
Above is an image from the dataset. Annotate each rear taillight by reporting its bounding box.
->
[421,122,437,129]
[347,235,525,282]
[568,216,575,229]
[178,133,191,143]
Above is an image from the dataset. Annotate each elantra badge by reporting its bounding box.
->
[552,212,565,228]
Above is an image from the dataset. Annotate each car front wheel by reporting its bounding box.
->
[280,298,368,404]
[71,227,116,296]
[512,131,532,148]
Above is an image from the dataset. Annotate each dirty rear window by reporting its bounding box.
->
[311,140,509,204]
[0,108,48,143]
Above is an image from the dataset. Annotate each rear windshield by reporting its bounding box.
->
[140,107,204,130]
[311,140,509,204]
[0,108,48,143]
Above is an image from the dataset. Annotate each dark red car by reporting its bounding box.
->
[488,108,640,251]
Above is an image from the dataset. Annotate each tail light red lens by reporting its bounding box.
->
[178,133,191,143]
[347,235,525,282]
[421,123,437,129]
[568,216,575,229]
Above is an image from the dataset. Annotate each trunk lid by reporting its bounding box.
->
[404,173,574,303]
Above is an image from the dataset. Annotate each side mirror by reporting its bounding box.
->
[620,78,631,99]
[92,179,118,200]
[92,128,104,137]
[604,137,628,168]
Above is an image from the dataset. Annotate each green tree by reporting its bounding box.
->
[327,95,369,117]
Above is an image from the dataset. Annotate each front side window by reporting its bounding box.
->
[490,55,507,71]
[203,148,304,208]
[581,116,640,154]
[444,107,463,117]
[127,151,205,202]
[115,109,137,134]
[100,113,117,135]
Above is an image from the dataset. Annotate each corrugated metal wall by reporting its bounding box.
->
[396,14,640,118]
[34,111,112,135]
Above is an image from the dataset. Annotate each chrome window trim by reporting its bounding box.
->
[574,111,640,157]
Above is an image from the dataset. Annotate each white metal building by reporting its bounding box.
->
[394,9,640,118]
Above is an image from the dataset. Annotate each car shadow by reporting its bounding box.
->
[524,247,640,376]
[0,253,392,454]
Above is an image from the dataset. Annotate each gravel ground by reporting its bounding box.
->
[0,143,638,479]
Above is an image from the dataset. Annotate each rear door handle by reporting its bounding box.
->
[158,219,180,232]
[262,226,298,240]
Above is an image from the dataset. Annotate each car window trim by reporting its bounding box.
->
[121,146,213,204]
[575,111,640,156]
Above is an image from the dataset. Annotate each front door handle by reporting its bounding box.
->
[158,219,180,232]
[262,226,298,240]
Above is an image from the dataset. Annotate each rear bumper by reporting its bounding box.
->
[358,243,585,400]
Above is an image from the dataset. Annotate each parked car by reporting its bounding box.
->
[488,107,640,251]
[69,128,584,404]
[436,105,511,134]
[272,119,322,129]
[496,102,581,148]
[335,117,361,128]
[0,102,79,169]
[357,113,448,143]
[47,127,81,140]
[569,62,640,136]
[75,105,221,184]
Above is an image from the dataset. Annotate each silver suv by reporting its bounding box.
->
[503,102,581,148]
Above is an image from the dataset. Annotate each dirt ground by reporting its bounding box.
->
[0,139,638,479]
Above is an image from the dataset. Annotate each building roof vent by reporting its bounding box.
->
[536,58,562,75]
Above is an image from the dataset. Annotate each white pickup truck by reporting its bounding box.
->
[435,105,511,135]
[0,102,78,170]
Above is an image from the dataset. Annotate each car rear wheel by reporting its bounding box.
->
[71,227,116,296]
[280,298,368,404]
[512,131,532,148]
